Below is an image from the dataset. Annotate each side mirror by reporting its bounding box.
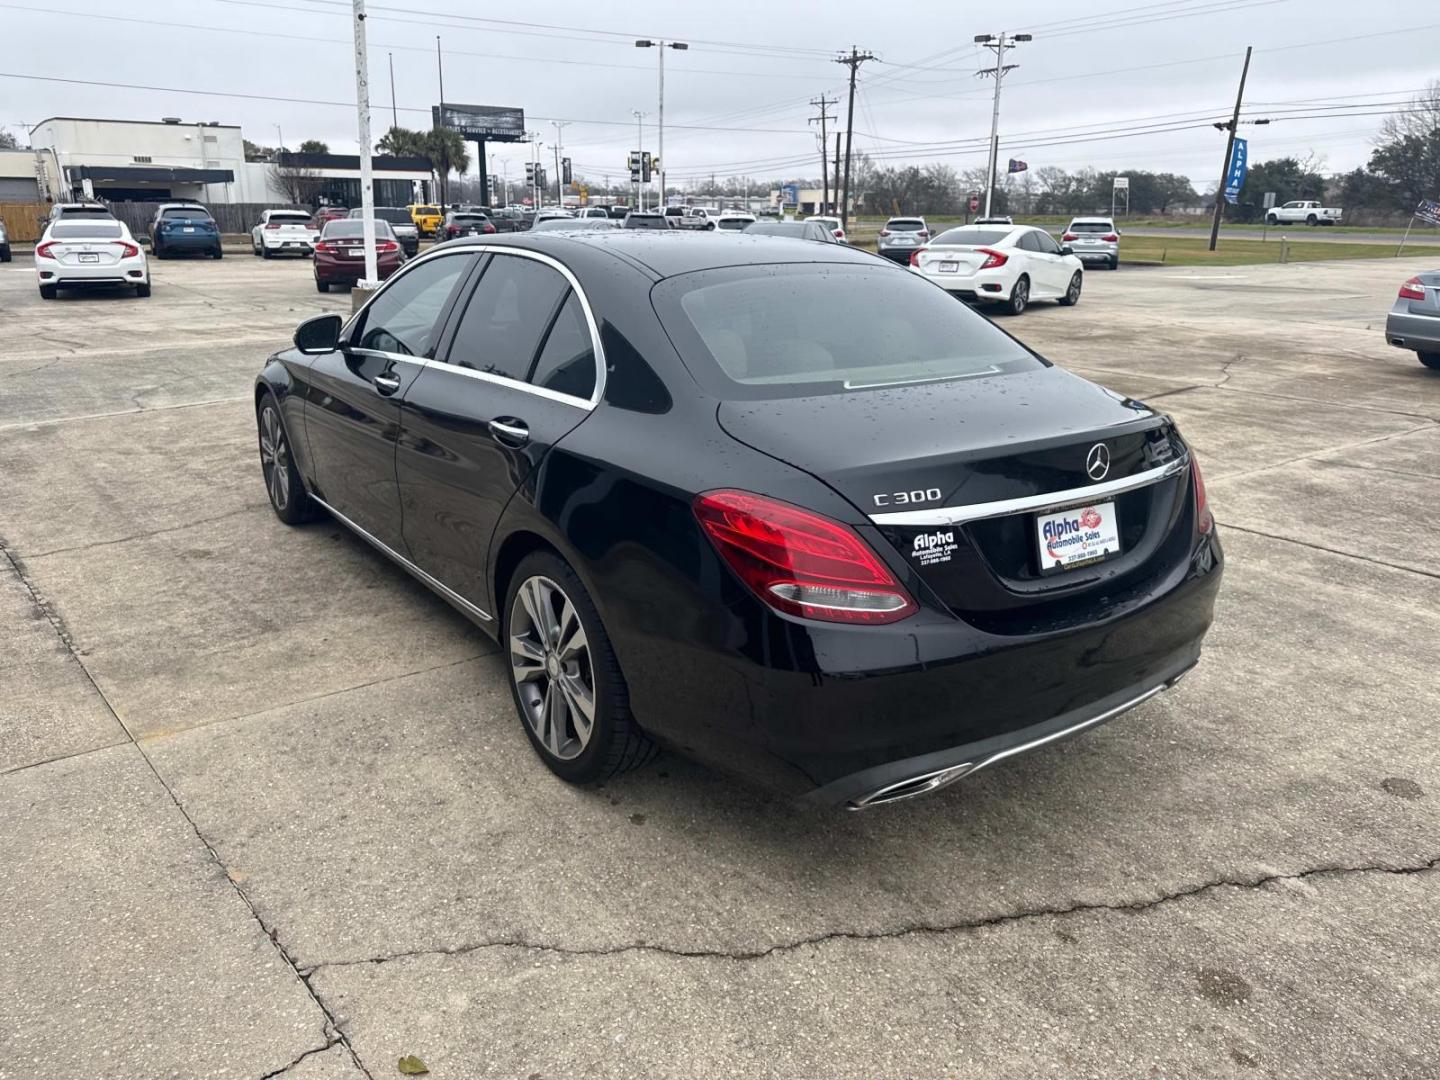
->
[1060,245,1074,256]
[294,313,343,355]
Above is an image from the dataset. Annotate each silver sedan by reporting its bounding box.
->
[1385,271,1440,370]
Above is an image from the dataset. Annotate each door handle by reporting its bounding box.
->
[373,371,402,396]
[488,417,530,447]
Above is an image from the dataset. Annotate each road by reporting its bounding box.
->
[2,250,1438,1078]
[1122,224,1430,246]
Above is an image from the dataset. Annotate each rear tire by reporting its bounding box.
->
[1059,271,1082,306]
[1108,256,1119,270]
[257,392,320,525]
[135,282,151,298]
[1005,275,1030,316]
[260,244,271,259]
[1418,352,1440,370]
[0,244,11,262]
[1306,214,1318,226]
[1266,214,1278,226]
[212,246,224,259]
[39,283,56,300]
[153,239,165,259]
[503,550,657,785]
[315,278,329,293]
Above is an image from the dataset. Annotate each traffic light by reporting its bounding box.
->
[525,162,536,183]
[562,157,572,185]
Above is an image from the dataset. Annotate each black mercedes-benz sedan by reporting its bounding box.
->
[254,232,1222,808]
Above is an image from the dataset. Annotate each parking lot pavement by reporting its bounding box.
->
[2,253,1438,1077]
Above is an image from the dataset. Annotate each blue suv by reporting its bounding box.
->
[150,202,222,259]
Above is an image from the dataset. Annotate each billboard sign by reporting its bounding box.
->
[781,183,799,207]
[1113,176,1129,190]
[432,103,526,142]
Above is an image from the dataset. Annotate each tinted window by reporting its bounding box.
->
[887,219,925,231]
[655,263,1041,400]
[624,215,668,229]
[445,254,569,380]
[452,214,488,224]
[717,219,752,231]
[268,212,310,223]
[53,223,123,239]
[1016,231,1042,252]
[1033,231,1063,255]
[324,220,396,239]
[355,254,471,357]
[933,227,1012,246]
[416,206,439,215]
[162,207,211,220]
[746,222,805,237]
[530,292,596,400]
[1068,222,1113,234]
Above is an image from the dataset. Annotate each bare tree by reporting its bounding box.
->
[268,159,324,206]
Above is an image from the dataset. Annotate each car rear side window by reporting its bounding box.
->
[355,253,472,357]
[655,263,1043,400]
[530,292,596,400]
[445,254,570,381]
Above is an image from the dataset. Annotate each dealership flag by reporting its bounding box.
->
[1007,158,1028,173]
[1222,137,1248,205]
[1417,199,1440,226]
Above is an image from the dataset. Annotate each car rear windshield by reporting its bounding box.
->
[1069,222,1114,233]
[415,206,438,215]
[452,214,488,224]
[53,223,123,239]
[887,219,925,231]
[269,212,310,222]
[747,222,805,237]
[162,207,212,220]
[717,219,752,230]
[372,208,413,224]
[655,263,1042,400]
[625,215,668,229]
[324,221,395,238]
[932,227,1012,246]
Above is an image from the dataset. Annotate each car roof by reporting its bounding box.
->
[439,230,879,279]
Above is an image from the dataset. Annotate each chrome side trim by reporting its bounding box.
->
[847,672,1187,810]
[341,244,607,411]
[869,455,1189,527]
[310,495,493,623]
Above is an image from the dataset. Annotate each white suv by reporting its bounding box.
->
[1061,217,1120,270]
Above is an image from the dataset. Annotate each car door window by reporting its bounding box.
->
[530,291,596,400]
[445,254,570,380]
[1033,231,1063,255]
[355,254,472,357]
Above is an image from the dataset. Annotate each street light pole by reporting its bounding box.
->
[352,0,377,286]
[975,31,1030,219]
[551,120,569,207]
[636,39,688,213]
[632,110,647,211]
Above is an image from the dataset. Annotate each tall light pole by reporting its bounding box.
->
[975,31,1030,218]
[635,39,687,210]
[551,120,569,207]
[632,110,647,210]
[274,124,284,151]
[352,0,377,287]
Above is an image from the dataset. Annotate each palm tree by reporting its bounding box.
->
[426,127,470,206]
[375,126,427,157]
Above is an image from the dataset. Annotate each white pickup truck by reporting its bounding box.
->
[1265,200,1342,227]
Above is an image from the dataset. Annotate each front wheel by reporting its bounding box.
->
[1059,271,1082,306]
[1266,214,1278,226]
[1306,215,1318,226]
[504,552,657,785]
[1418,352,1440,370]
[258,393,319,525]
[1005,275,1030,316]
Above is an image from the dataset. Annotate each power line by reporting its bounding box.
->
[835,47,875,230]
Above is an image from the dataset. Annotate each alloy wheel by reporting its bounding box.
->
[258,405,291,511]
[1011,278,1029,314]
[1067,273,1082,303]
[509,574,596,761]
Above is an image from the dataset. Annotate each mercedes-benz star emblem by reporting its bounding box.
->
[1086,443,1111,481]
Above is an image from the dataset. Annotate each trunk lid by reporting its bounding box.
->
[914,246,991,274]
[717,366,1194,632]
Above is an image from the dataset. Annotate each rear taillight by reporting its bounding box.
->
[834,229,843,238]
[483,223,496,234]
[879,229,891,237]
[376,240,399,253]
[447,225,459,236]
[265,222,281,230]
[917,230,929,239]
[693,490,918,625]
[1192,457,1213,534]
[909,248,924,267]
[1399,277,1426,301]
[1101,233,1119,242]
[313,240,334,253]
[977,247,1008,270]
[35,241,57,258]
[118,242,138,258]
[1061,232,1077,242]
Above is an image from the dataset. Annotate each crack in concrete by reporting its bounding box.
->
[260,1037,343,1079]
[1217,521,1440,581]
[0,393,250,432]
[1,536,378,1080]
[303,857,1440,973]
[1214,354,1243,388]
[26,505,268,559]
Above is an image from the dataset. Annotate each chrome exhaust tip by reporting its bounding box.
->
[847,761,976,810]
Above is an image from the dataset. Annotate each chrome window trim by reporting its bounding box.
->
[310,495,493,623]
[869,455,1189,527]
[345,244,606,411]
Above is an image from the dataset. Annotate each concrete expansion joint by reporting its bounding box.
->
[303,855,1440,972]
[25,504,271,559]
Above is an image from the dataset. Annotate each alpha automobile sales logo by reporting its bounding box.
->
[1080,507,1102,530]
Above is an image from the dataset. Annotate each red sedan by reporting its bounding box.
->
[313,220,404,293]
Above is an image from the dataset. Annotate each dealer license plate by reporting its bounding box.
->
[938,260,958,273]
[79,253,99,263]
[1036,501,1121,573]
[183,226,195,233]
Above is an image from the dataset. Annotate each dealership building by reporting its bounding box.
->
[14,116,432,206]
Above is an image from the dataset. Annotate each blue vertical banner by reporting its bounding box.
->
[1223,137,1248,205]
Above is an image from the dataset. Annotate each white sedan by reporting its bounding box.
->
[252,209,319,258]
[35,218,150,300]
[806,215,847,243]
[908,224,1082,315]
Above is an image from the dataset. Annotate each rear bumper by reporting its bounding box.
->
[261,236,316,252]
[313,258,402,283]
[1073,246,1118,263]
[1385,310,1440,353]
[38,262,147,286]
[155,232,218,250]
[914,265,1012,300]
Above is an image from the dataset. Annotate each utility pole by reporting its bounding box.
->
[809,94,838,215]
[352,0,377,286]
[633,110,648,211]
[1208,45,1253,252]
[388,52,398,129]
[833,131,841,218]
[834,47,874,231]
[435,36,445,109]
[975,31,1031,218]
[551,120,568,207]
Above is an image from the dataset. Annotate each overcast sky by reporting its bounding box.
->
[1,0,1429,192]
